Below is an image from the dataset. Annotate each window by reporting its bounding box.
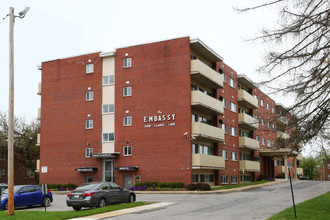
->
[272,124,275,131]
[267,122,270,128]
[86,91,93,101]
[229,78,236,88]
[103,75,115,85]
[260,99,264,107]
[103,104,114,114]
[200,174,214,182]
[271,107,275,113]
[230,126,237,136]
[123,87,132,97]
[102,132,114,142]
[123,146,132,156]
[192,144,198,154]
[199,145,213,155]
[266,103,270,110]
[222,124,228,134]
[223,98,227,108]
[223,74,227,83]
[221,175,229,184]
[274,160,277,166]
[0,169,5,178]
[327,163,330,169]
[86,64,94,74]
[123,116,132,126]
[85,176,93,183]
[85,148,93,158]
[191,84,197,91]
[123,57,132,68]
[86,120,93,129]
[231,175,238,184]
[267,140,271,147]
[262,138,265,146]
[231,152,238,161]
[261,119,265,126]
[192,174,199,182]
[221,150,228,160]
[255,135,260,141]
[254,95,258,100]
[229,102,236,112]
[192,114,198,122]
[190,54,197,60]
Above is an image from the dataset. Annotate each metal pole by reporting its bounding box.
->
[8,6,15,216]
[288,167,297,218]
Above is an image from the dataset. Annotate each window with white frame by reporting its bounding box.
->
[223,98,227,108]
[0,169,5,178]
[267,122,270,128]
[200,174,214,182]
[266,103,270,110]
[261,119,265,126]
[260,99,264,107]
[274,160,277,166]
[123,87,132,97]
[262,138,265,146]
[103,75,115,85]
[102,132,114,142]
[192,143,198,154]
[123,116,132,126]
[123,146,132,156]
[85,148,93,158]
[229,78,236,88]
[327,163,330,169]
[229,102,236,112]
[221,175,229,184]
[230,126,237,136]
[199,145,214,155]
[231,152,238,161]
[272,124,275,131]
[86,120,93,129]
[267,140,271,147]
[231,175,238,184]
[103,104,114,114]
[222,124,228,134]
[86,91,93,101]
[223,74,227,83]
[254,95,258,100]
[221,150,228,160]
[271,107,275,113]
[123,57,132,68]
[86,63,94,74]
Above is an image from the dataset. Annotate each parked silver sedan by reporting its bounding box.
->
[66,182,135,211]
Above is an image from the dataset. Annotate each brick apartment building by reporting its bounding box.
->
[37,37,303,187]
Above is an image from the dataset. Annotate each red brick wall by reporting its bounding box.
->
[217,61,240,184]
[114,37,192,186]
[39,52,102,186]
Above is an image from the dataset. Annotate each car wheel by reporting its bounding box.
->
[97,198,106,208]
[73,206,82,211]
[42,197,51,207]
[128,194,135,203]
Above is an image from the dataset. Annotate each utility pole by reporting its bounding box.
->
[7,6,15,216]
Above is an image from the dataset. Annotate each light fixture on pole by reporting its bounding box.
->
[7,6,29,216]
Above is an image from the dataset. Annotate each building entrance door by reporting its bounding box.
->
[123,175,133,188]
[103,160,114,182]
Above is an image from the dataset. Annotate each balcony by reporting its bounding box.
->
[239,160,260,172]
[277,131,290,139]
[190,59,223,89]
[238,113,259,130]
[297,168,303,175]
[37,133,40,146]
[192,122,224,143]
[191,90,224,115]
[192,154,225,170]
[239,137,259,150]
[37,108,41,120]
[238,90,258,109]
[37,83,41,95]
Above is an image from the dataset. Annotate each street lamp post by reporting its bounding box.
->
[7,6,29,216]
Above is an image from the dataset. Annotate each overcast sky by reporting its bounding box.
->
[0,0,290,121]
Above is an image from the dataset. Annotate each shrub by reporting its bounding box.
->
[186,184,197,190]
[186,183,211,191]
[67,183,76,189]
[168,182,184,189]
[158,182,168,188]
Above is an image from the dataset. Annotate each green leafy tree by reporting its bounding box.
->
[300,157,322,180]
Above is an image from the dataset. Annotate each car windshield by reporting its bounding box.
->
[2,186,23,194]
[75,183,99,190]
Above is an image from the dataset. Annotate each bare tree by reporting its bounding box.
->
[237,0,330,149]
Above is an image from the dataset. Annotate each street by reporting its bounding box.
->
[21,180,330,220]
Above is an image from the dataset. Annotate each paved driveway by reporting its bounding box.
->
[111,181,330,220]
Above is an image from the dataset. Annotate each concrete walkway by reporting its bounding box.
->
[68,179,288,219]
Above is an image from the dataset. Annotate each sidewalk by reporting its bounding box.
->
[68,179,288,219]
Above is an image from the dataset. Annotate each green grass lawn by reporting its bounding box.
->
[0,202,149,220]
[211,180,271,190]
[269,191,330,220]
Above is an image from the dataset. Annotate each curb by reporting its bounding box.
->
[69,202,175,220]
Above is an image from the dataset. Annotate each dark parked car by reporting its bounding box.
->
[66,182,135,211]
[0,185,53,210]
[0,184,7,196]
